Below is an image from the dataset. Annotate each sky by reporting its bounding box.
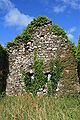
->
[0,0,80,46]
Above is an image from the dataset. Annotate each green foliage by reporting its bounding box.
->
[47,80,53,96]
[68,40,77,57]
[49,52,62,95]
[76,33,80,63]
[55,51,62,81]
[6,33,31,48]
[32,50,47,95]
[49,58,59,95]
[0,44,9,94]
[76,33,80,82]
[52,24,68,39]
[49,58,56,95]
[21,69,31,92]
[21,50,47,96]
[6,16,71,48]
[26,16,51,33]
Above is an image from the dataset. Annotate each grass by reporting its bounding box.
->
[0,93,80,120]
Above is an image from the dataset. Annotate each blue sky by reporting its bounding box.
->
[0,0,80,46]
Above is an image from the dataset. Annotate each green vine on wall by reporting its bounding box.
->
[52,24,68,40]
[20,69,31,92]
[21,50,47,96]
[49,52,62,96]
[32,50,47,95]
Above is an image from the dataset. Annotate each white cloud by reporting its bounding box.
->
[0,0,14,11]
[62,0,80,9]
[67,27,76,33]
[67,27,76,40]
[54,0,80,13]
[5,8,33,27]
[60,0,80,9]
[0,0,33,28]
[67,34,74,40]
[53,5,66,13]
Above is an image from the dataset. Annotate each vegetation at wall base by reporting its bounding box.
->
[0,93,80,120]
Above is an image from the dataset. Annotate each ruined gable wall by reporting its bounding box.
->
[6,23,79,96]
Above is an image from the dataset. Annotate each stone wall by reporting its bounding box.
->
[6,22,80,96]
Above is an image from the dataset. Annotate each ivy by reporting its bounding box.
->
[32,50,47,95]
[76,33,80,83]
[49,52,62,96]
[21,50,47,96]
[76,33,80,63]
[52,24,68,39]
[67,40,77,57]
[20,69,31,92]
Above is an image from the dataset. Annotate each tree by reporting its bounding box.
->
[76,33,80,83]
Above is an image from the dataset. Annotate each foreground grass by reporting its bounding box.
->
[0,93,80,120]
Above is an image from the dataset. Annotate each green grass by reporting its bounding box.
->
[0,93,80,120]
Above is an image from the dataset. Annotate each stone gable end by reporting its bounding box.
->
[6,22,80,96]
